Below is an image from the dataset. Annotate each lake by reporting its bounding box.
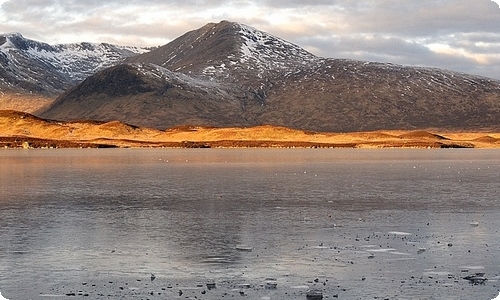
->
[0,149,499,299]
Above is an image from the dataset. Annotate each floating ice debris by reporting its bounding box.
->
[470,221,479,227]
[306,289,323,300]
[389,251,412,256]
[312,244,329,249]
[461,265,485,270]
[150,273,156,282]
[291,285,310,289]
[235,244,253,251]
[424,271,451,277]
[366,248,396,253]
[463,273,488,284]
[417,248,426,254]
[388,231,411,236]
[0,292,8,300]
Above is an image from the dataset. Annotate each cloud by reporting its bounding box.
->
[0,0,499,79]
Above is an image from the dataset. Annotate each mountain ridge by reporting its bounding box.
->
[3,21,500,132]
[0,32,147,112]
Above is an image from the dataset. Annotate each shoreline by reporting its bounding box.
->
[0,135,490,149]
[1,110,499,149]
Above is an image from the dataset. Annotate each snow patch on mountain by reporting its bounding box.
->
[1,33,147,81]
[236,23,318,70]
[135,63,231,98]
[0,32,148,95]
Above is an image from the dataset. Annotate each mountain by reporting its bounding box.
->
[0,32,147,112]
[39,21,500,131]
[125,21,317,85]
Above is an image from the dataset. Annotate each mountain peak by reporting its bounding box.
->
[126,21,318,82]
[234,22,316,64]
[1,32,54,52]
[1,32,24,39]
[1,32,38,50]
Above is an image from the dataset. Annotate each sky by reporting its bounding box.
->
[1,0,500,80]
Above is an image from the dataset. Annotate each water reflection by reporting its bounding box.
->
[1,149,500,299]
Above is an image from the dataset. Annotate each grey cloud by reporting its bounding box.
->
[299,34,435,62]
[342,0,500,36]
[443,33,500,55]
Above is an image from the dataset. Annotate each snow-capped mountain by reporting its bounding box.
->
[0,32,146,97]
[22,21,500,131]
[126,21,318,84]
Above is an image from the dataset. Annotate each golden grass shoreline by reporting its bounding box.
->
[1,110,499,149]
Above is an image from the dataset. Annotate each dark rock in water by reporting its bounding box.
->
[206,282,216,290]
[265,281,277,289]
[306,289,323,300]
[463,273,488,284]
[265,278,278,289]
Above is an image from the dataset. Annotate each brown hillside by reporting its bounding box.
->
[0,91,53,113]
[1,110,497,149]
[398,131,448,140]
[473,136,499,143]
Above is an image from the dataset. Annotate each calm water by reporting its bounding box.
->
[0,149,499,299]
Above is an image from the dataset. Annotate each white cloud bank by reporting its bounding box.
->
[0,0,499,79]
